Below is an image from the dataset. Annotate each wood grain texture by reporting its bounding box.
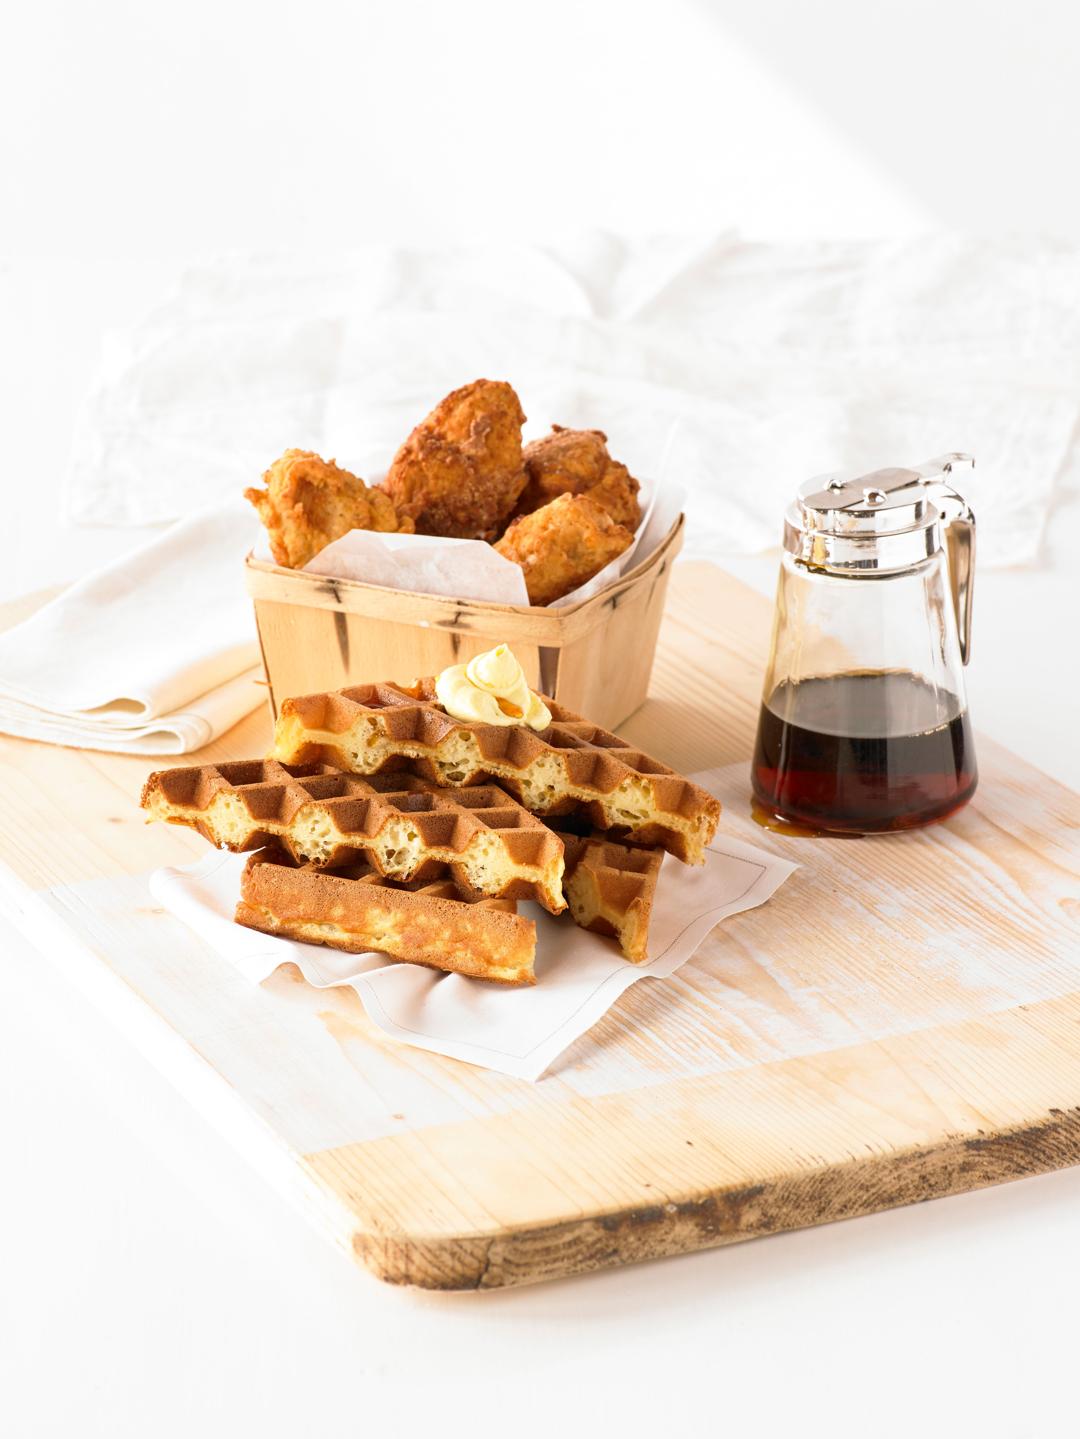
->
[310,994,1080,1287]
[1,563,1079,1291]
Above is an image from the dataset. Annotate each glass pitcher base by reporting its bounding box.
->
[750,672,978,836]
[750,778,978,837]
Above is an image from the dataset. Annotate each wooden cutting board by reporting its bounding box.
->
[2,565,1079,1291]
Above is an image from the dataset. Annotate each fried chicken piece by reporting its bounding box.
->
[245,448,413,569]
[494,492,634,605]
[517,425,642,531]
[384,380,527,540]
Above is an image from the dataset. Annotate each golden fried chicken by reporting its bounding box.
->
[517,425,642,531]
[384,380,527,539]
[245,448,413,569]
[494,492,634,606]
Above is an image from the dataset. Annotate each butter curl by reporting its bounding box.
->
[435,644,552,730]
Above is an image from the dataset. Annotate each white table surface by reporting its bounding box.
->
[4,257,1079,1437]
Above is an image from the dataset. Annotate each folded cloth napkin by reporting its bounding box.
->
[65,233,1080,567]
[0,501,263,754]
[147,772,797,1082]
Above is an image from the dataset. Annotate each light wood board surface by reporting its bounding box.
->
[2,565,1079,1290]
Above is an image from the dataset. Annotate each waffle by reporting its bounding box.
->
[141,759,565,913]
[270,680,720,864]
[560,833,663,963]
[235,853,536,985]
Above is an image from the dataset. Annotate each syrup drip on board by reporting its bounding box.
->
[749,798,861,839]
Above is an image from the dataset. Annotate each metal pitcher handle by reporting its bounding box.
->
[915,454,975,665]
[942,499,975,664]
[932,458,976,666]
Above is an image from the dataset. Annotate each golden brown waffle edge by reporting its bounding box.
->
[269,680,720,864]
[141,759,566,913]
[561,833,664,963]
[235,853,537,985]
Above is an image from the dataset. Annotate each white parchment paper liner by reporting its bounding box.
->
[148,770,795,1081]
[250,474,685,612]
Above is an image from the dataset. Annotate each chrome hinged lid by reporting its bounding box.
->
[783,452,976,662]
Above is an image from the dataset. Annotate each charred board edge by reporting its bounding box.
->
[336,1106,1080,1290]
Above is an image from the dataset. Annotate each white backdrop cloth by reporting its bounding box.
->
[65,233,1080,567]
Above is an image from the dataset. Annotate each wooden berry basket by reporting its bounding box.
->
[244,514,683,731]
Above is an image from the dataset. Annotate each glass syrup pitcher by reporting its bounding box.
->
[751,454,977,835]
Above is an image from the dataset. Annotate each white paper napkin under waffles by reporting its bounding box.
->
[148,769,796,1081]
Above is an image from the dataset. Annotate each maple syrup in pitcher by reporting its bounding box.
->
[752,457,979,836]
[753,671,977,833]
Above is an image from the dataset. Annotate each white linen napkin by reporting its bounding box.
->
[0,501,264,754]
[147,773,797,1081]
[65,234,1080,567]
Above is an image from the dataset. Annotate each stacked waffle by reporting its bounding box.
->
[142,679,720,985]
